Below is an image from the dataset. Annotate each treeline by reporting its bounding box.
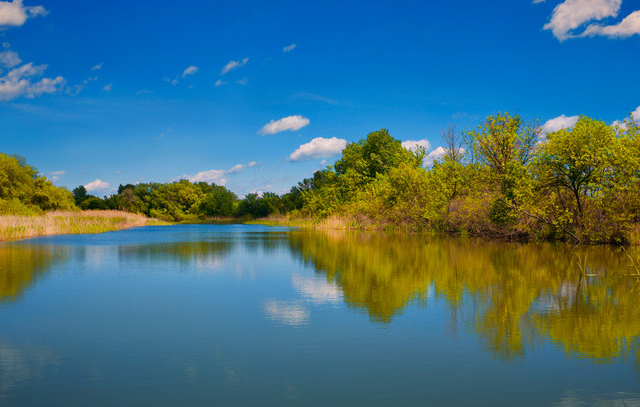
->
[294,113,640,244]
[71,180,302,221]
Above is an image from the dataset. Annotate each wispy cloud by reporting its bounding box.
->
[85,179,110,192]
[163,76,178,85]
[283,43,297,53]
[258,115,310,135]
[235,77,247,85]
[47,170,65,182]
[289,137,347,161]
[214,79,225,87]
[103,82,112,93]
[0,61,65,101]
[402,139,431,152]
[0,50,21,67]
[135,89,153,95]
[541,114,579,133]
[182,65,198,78]
[183,161,258,185]
[91,62,103,71]
[221,57,248,75]
[542,0,640,41]
[66,76,98,96]
[0,0,48,29]
[291,92,341,105]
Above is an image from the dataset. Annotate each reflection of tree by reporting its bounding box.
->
[0,244,66,303]
[534,278,640,363]
[288,229,640,364]
[117,240,234,270]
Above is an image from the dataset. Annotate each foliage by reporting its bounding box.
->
[0,153,76,214]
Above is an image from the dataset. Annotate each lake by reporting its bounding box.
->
[0,224,639,406]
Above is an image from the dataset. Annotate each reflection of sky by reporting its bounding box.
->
[263,300,310,326]
[263,273,343,326]
[555,390,640,406]
[291,273,342,305]
[0,341,58,400]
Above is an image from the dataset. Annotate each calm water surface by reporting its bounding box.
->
[1,224,639,406]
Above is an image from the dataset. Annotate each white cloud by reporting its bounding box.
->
[289,137,347,161]
[283,43,297,52]
[91,62,103,71]
[135,89,152,95]
[533,0,546,3]
[103,82,112,93]
[214,79,225,87]
[580,10,640,38]
[541,114,579,133]
[235,77,247,85]
[221,57,248,75]
[424,147,446,165]
[542,0,623,41]
[85,179,110,192]
[0,61,65,101]
[182,65,198,78]
[0,0,47,29]
[47,170,65,182]
[0,50,20,67]
[613,105,640,130]
[258,115,310,135]
[424,146,466,165]
[183,161,257,185]
[402,139,431,152]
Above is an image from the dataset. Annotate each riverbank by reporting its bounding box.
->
[0,210,167,242]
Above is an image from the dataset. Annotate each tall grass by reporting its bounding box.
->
[0,210,166,242]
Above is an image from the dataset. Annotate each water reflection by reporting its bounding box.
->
[0,340,58,400]
[288,229,640,364]
[117,240,234,272]
[0,244,68,303]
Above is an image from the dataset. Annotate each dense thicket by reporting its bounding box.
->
[0,153,75,215]
[293,113,640,244]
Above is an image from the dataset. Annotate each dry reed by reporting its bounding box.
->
[0,210,165,242]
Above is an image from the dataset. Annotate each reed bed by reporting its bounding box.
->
[0,210,166,242]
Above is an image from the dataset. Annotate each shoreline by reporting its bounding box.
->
[0,210,168,243]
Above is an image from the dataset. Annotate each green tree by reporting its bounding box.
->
[534,116,615,217]
[464,113,539,176]
[0,153,75,214]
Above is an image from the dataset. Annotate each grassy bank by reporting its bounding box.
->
[0,210,167,242]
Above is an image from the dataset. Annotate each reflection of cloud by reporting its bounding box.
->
[195,256,225,273]
[263,299,309,326]
[0,341,58,398]
[292,274,342,304]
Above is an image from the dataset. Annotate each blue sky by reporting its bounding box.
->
[1,0,639,196]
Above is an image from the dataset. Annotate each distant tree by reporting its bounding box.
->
[72,185,88,205]
[335,128,422,185]
[199,185,237,217]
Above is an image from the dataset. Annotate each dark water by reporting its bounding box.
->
[1,224,639,406]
